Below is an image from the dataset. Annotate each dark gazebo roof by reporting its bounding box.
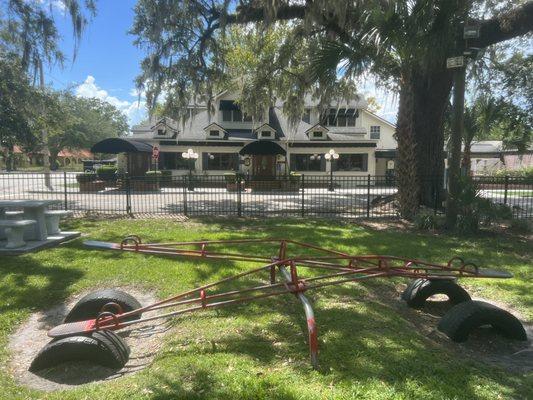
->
[239,140,286,156]
[91,138,153,154]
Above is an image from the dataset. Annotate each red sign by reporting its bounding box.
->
[152,146,160,160]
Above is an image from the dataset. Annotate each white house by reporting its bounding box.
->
[129,91,397,178]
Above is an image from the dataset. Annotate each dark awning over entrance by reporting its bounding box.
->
[239,140,286,156]
[91,138,153,154]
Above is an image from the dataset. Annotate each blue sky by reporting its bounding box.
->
[46,0,397,128]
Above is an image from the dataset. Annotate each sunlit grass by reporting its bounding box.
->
[0,217,531,399]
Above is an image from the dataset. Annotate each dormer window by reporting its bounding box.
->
[255,123,276,140]
[203,123,227,139]
[157,129,165,136]
[370,126,381,139]
[305,123,328,140]
[323,108,358,127]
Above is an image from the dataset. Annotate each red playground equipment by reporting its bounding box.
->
[30,237,527,372]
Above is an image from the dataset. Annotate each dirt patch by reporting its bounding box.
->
[7,287,171,391]
[390,283,533,374]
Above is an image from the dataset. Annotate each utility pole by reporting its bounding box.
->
[446,10,478,229]
[39,59,52,190]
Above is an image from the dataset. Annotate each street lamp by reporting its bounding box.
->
[182,148,198,191]
[324,149,339,192]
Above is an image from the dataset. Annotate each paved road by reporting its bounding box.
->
[1,172,531,218]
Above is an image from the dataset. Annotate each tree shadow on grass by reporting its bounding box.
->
[0,255,84,314]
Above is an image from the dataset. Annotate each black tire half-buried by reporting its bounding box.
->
[437,300,528,342]
[64,289,142,323]
[29,330,130,372]
[401,278,471,308]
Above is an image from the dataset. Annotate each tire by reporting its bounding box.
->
[437,300,528,342]
[29,330,130,372]
[401,278,471,308]
[64,289,142,323]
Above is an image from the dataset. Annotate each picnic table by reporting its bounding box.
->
[0,200,62,241]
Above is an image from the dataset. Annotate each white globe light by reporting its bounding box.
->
[192,153,199,159]
[333,153,339,159]
[188,148,194,154]
[181,152,188,158]
[329,149,335,155]
[324,153,331,160]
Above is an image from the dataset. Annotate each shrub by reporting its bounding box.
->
[489,166,533,179]
[453,177,514,233]
[76,172,96,183]
[224,172,236,184]
[96,165,117,181]
[289,172,302,182]
[145,170,162,176]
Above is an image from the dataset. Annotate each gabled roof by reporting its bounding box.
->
[254,123,276,132]
[203,122,227,132]
[304,123,329,134]
[151,117,178,131]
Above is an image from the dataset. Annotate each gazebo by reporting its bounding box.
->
[91,138,153,176]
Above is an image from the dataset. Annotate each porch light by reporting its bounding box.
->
[182,148,199,159]
[310,154,321,161]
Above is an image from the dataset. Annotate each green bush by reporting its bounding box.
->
[145,170,162,176]
[489,166,533,179]
[76,172,96,183]
[96,165,117,181]
[289,172,302,182]
[454,177,514,233]
[224,172,236,184]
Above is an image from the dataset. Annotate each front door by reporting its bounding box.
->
[252,155,276,179]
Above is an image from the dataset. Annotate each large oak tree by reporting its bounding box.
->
[132,0,533,218]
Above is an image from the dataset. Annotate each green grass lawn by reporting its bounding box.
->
[0,217,531,399]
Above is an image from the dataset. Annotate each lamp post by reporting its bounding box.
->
[324,149,339,192]
[182,148,198,191]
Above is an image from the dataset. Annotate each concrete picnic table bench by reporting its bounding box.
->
[0,199,62,241]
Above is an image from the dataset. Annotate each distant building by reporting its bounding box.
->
[129,90,397,178]
[469,141,533,175]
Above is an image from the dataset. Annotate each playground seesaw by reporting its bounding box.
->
[29,237,527,372]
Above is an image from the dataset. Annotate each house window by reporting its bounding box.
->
[157,129,165,136]
[159,153,190,170]
[222,109,233,122]
[261,131,272,138]
[324,108,358,127]
[312,131,323,139]
[205,153,237,170]
[290,154,324,172]
[233,109,243,122]
[335,154,368,172]
[302,108,311,124]
[370,126,381,139]
[243,114,253,122]
[209,130,220,137]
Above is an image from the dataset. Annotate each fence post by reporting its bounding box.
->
[125,174,132,215]
[301,174,305,217]
[237,175,242,217]
[503,175,509,205]
[366,174,371,218]
[183,176,188,216]
[63,171,68,210]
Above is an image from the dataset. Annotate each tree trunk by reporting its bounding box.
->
[411,67,453,208]
[395,71,419,219]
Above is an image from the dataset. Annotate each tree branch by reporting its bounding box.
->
[472,1,533,48]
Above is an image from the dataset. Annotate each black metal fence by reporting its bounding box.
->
[0,172,531,219]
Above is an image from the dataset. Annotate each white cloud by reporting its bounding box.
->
[75,75,147,127]
[35,0,67,12]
